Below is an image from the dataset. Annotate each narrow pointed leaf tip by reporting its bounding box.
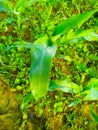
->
[29,37,56,101]
[52,9,98,37]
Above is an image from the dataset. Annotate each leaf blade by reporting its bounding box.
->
[29,36,56,101]
[52,9,98,37]
[49,79,81,94]
[66,29,98,42]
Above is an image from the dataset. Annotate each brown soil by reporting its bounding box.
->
[0,76,22,130]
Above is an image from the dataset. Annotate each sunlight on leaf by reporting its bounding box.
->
[49,79,81,94]
[66,29,98,42]
[29,36,57,101]
[58,79,81,93]
[84,87,98,100]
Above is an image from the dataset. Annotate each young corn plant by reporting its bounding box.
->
[0,0,37,29]
[5,9,98,103]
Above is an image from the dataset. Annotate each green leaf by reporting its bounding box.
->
[82,78,98,92]
[52,29,98,45]
[66,29,98,42]
[15,0,34,12]
[56,55,72,62]
[84,87,98,100]
[84,32,98,41]
[49,79,81,94]
[49,81,60,91]
[5,41,32,51]
[53,102,63,108]
[80,78,98,100]
[0,0,13,12]
[88,54,98,60]
[90,105,98,122]
[52,9,98,37]
[20,93,32,110]
[58,79,81,93]
[29,36,57,101]
[68,99,82,107]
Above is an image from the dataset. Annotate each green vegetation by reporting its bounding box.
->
[1,0,98,129]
